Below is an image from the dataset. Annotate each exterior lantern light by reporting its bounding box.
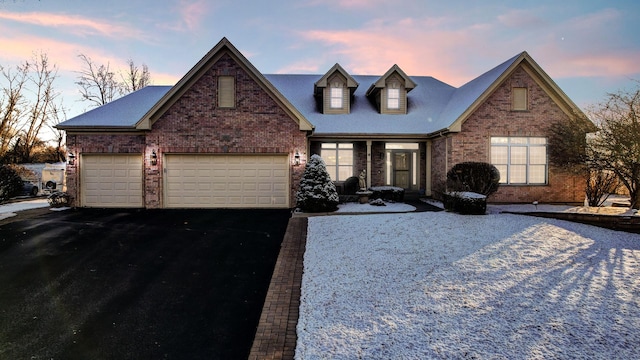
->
[151,150,158,166]
[68,152,75,165]
[294,150,301,166]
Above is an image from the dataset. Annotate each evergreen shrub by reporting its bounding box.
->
[296,154,339,212]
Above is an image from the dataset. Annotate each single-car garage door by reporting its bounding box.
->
[81,154,143,207]
[164,154,289,208]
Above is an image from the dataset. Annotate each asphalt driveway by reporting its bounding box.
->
[0,207,290,359]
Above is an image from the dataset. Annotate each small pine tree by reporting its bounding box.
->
[296,154,339,212]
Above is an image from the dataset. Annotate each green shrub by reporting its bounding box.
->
[447,162,500,197]
[369,186,405,202]
[0,165,23,203]
[443,191,487,215]
[296,155,339,212]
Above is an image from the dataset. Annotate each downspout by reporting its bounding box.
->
[366,140,372,188]
[425,140,432,196]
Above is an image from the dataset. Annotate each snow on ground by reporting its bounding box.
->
[336,202,415,213]
[0,198,49,221]
[297,212,640,359]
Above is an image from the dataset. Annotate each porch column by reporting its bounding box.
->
[366,140,372,188]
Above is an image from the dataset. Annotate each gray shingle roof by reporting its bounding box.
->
[265,53,521,137]
[57,86,171,129]
[58,53,523,136]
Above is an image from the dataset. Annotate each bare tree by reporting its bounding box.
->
[589,81,640,209]
[75,53,120,107]
[0,64,28,161]
[0,52,60,163]
[47,101,67,162]
[120,58,151,94]
[18,53,58,163]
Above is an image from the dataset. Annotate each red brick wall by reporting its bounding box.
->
[431,66,584,203]
[67,52,307,208]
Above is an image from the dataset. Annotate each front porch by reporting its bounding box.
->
[309,139,431,196]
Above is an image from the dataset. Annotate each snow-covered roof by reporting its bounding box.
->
[57,51,530,137]
[57,86,171,129]
[265,53,522,137]
[266,74,457,136]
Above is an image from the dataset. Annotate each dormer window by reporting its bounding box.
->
[330,83,344,109]
[387,85,400,110]
[366,65,416,115]
[314,63,359,114]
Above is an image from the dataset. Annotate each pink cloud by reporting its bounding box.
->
[290,8,639,86]
[292,18,493,86]
[160,0,210,32]
[302,0,386,9]
[541,50,640,79]
[0,11,147,40]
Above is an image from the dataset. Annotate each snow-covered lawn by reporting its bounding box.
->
[297,212,640,359]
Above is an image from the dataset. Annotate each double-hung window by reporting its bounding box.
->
[387,87,400,110]
[491,137,547,184]
[321,143,353,181]
[330,86,343,109]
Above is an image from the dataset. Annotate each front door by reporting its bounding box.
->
[393,151,410,188]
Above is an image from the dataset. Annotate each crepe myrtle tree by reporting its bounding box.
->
[548,115,617,207]
[296,154,339,212]
[588,82,640,209]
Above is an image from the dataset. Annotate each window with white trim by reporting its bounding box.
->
[330,85,343,109]
[491,137,547,184]
[387,86,400,109]
[321,143,353,181]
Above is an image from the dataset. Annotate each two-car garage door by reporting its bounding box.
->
[164,154,289,208]
[81,154,290,208]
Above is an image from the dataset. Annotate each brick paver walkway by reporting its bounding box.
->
[248,216,308,360]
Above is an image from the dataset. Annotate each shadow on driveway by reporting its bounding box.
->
[0,208,290,359]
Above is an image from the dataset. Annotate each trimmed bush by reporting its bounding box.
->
[369,186,405,202]
[0,165,23,203]
[447,162,500,197]
[343,176,360,195]
[296,154,339,212]
[443,191,487,215]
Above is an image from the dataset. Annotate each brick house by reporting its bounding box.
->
[57,37,590,209]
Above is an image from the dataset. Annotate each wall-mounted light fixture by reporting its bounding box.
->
[150,150,158,166]
[68,152,75,165]
[294,150,301,166]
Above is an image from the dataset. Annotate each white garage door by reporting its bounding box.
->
[81,154,143,207]
[164,154,289,208]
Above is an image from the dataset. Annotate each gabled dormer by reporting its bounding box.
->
[314,63,359,114]
[366,65,416,114]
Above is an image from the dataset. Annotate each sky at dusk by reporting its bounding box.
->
[1,0,639,141]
